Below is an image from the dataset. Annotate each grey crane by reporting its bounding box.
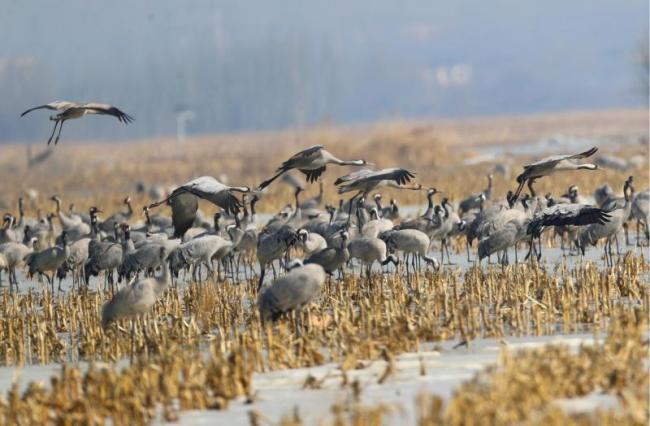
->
[21,101,133,145]
[0,214,18,244]
[512,147,598,202]
[99,197,134,233]
[119,241,170,281]
[226,221,259,280]
[420,188,442,218]
[50,195,82,228]
[0,239,35,291]
[258,261,326,324]
[168,235,231,281]
[360,208,393,238]
[459,174,493,214]
[336,168,421,224]
[27,231,69,291]
[258,145,368,189]
[257,225,300,290]
[477,221,519,264]
[85,235,126,290]
[101,247,169,330]
[373,194,400,221]
[304,231,350,276]
[476,194,531,264]
[430,198,462,264]
[296,228,327,257]
[579,177,634,265]
[381,229,439,275]
[601,176,634,245]
[149,176,249,239]
[347,234,398,278]
[57,229,95,289]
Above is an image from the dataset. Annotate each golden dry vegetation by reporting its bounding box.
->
[0,109,647,424]
[0,108,647,216]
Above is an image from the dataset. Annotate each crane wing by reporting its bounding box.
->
[527,204,610,236]
[20,101,77,117]
[334,168,373,185]
[179,176,242,215]
[281,145,324,169]
[363,168,416,185]
[524,147,598,169]
[77,103,135,123]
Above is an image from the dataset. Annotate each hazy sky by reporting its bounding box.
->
[0,0,647,143]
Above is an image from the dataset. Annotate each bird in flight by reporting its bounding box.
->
[148,176,250,238]
[258,145,368,190]
[20,101,134,145]
[512,147,598,203]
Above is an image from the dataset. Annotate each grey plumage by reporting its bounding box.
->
[304,231,350,274]
[20,101,133,145]
[513,147,598,201]
[258,262,326,322]
[119,242,170,280]
[257,225,299,290]
[101,247,169,329]
[459,174,493,213]
[579,178,634,257]
[258,145,367,189]
[168,235,231,278]
[478,221,519,261]
[0,240,34,290]
[336,168,418,195]
[527,204,611,238]
[99,197,134,233]
[149,176,249,239]
[27,231,69,289]
[381,229,439,269]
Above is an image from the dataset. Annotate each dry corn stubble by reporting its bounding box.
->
[277,309,647,425]
[0,254,645,423]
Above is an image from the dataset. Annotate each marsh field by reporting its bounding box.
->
[0,108,648,425]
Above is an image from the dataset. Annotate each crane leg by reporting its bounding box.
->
[444,239,455,265]
[346,191,364,226]
[512,178,527,204]
[47,120,60,145]
[54,120,65,145]
[257,266,266,291]
[466,241,473,262]
[623,222,630,246]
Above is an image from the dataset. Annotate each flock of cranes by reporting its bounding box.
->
[2,116,649,329]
